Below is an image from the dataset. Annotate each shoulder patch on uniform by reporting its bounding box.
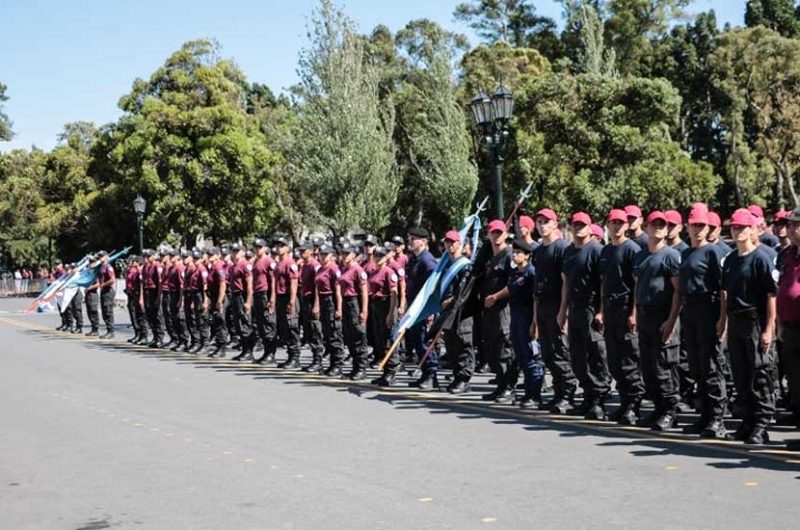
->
[359,271,368,281]
[290,264,298,272]
[201,271,209,279]
[335,270,341,278]
[270,262,277,270]
[390,273,398,282]
[156,267,163,274]
[397,268,405,277]
[314,264,321,273]
[772,269,780,283]
[246,264,253,272]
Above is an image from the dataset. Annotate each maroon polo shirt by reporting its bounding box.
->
[230,258,252,294]
[169,263,185,292]
[315,262,340,296]
[338,263,367,298]
[389,259,406,284]
[368,265,398,298]
[253,256,275,293]
[300,258,321,297]
[208,261,227,292]
[275,256,299,295]
[125,266,140,293]
[778,246,800,323]
[161,263,174,292]
[142,262,163,290]
[187,263,208,292]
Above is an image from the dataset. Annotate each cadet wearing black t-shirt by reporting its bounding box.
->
[561,213,610,420]
[720,209,778,445]
[679,208,729,439]
[633,212,682,432]
[599,209,646,425]
[534,209,578,414]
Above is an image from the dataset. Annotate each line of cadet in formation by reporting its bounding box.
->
[52,203,800,446]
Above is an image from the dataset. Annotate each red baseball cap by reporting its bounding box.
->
[646,211,667,224]
[774,209,790,222]
[730,208,757,227]
[708,212,721,228]
[687,204,709,225]
[571,211,592,225]
[665,210,682,225]
[535,208,558,222]
[747,204,764,218]
[443,230,461,243]
[624,205,642,218]
[487,219,507,233]
[591,224,604,238]
[519,215,534,229]
[607,209,627,223]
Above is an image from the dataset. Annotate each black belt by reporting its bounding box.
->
[685,293,718,304]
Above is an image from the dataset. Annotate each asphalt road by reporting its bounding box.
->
[0,298,798,530]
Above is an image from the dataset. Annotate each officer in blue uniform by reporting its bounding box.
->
[405,227,438,387]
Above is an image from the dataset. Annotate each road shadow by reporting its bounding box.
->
[18,327,800,473]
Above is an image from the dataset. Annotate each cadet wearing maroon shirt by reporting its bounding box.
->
[367,244,398,370]
[229,244,256,361]
[206,248,228,356]
[142,250,166,348]
[188,250,211,353]
[126,256,147,344]
[778,207,800,428]
[160,251,177,346]
[223,250,237,346]
[93,250,116,339]
[314,244,345,376]
[299,243,325,373]
[84,254,102,336]
[168,252,188,351]
[180,251,197,352]
[274,236,302,368]
[251,238,278,365]
[338,242,369,380]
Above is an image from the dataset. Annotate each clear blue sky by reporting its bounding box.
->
[0,0,746,152]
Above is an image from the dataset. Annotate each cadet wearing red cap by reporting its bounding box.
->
[749,204,780,249]
[477,220,518,402]
[719,208,778,444]
[625,205,648,249]
[534,209,577,413]
[707,212,733,253]
[633,211,682,431]
[600,209,645,424]
[679,203,728,438]
[777,207,800,428]
[518,215,539,252]
[666,209,695,410]
[665,210,690,257]
[561,212,610,419]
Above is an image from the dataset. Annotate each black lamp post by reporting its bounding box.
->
[133,194,146,254]
[468,86,514,219]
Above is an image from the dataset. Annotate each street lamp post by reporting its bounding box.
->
[468,86,514,219]
[133,194,147,254]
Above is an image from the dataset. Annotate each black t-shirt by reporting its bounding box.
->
[533,238,568,306]
[600,239,641,303]
[715,239,733,255]
[481,246,512,297]
[634,245,681,308]
[671,239,690,259]
[679,244,726,299]
[756,243,778,265]
[563,241,602,308]
[721,249,777,317]
[631,232,649,250]
[760,232,780,249]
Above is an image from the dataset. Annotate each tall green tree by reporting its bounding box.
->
[454,0,562,59]
[393,20,478,232]
[286,0,399,235]
[604,0,689,75]
[711,27,800,208]
[0,149,48,266]
[0,82,12,141]
[108,39,281,245]
[745,0,800,37]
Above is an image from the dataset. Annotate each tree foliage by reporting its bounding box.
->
[285,0,399,235]
[745,0,800,37]
[0,82,12,141]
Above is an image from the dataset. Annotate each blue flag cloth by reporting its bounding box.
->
[392,211,483,340]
